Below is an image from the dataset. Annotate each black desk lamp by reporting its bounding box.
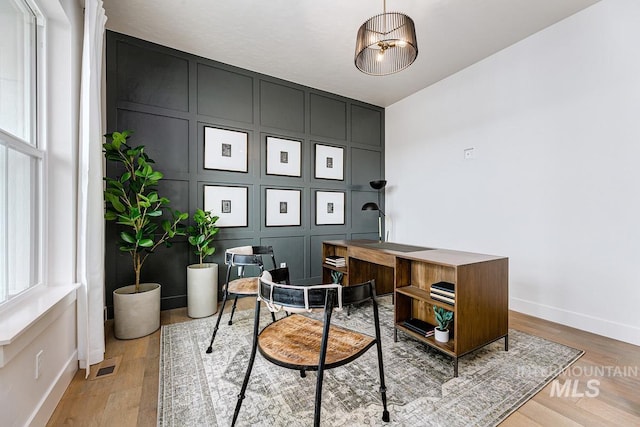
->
[361,180,387,242]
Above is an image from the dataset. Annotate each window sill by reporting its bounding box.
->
[0,284,79,367]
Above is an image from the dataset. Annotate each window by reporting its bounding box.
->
[0,0,42,304]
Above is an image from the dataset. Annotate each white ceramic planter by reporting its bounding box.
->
[435,327,450,343]
[187,263,218,318]
[113,283,161,339]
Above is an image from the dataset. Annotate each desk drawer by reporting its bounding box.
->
[348,246,395,267]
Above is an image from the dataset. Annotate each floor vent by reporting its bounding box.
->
[89,356,121,380]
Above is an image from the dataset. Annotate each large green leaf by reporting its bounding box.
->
[105,193,125,213]
[120,231,136,244]
[129,208,141,221]
[119,172,131,183]
[138,239,154,248]
[148,171,163,181]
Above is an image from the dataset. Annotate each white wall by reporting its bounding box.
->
[386,0,640,346]
[0,0,83,425]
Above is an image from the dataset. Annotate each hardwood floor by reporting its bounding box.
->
[47,300,640,426]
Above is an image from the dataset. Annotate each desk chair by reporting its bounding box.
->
[232,269,390,426]
[205,246,276,353]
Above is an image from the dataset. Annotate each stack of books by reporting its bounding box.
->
[325,255,346,268]
[430,281,455,305]
[402,318,434,337]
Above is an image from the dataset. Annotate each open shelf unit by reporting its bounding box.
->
[322,240,509,377]
[394,250,509,376]
[321,242,349,284]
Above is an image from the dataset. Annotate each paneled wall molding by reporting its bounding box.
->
[106,31,384,314]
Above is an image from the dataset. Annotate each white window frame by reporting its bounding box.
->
[0,0,46,309]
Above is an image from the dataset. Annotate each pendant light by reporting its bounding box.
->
[354,0,418,76]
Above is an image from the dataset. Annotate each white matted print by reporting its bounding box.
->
[266,136,301,177]
[315,191,345,225]
[204,126,248,172]
[203,185,248,227]
[266,188,301,227]
[315,144,344,180]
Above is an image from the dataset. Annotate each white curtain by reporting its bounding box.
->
[77,0,107,376]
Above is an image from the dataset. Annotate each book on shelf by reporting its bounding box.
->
[431,281,455,293]
[430,292,455,305]
[402,318,434,336]
[325,255,346,267]
[430,287,455,298]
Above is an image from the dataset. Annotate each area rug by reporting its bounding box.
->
[158,298,583,426]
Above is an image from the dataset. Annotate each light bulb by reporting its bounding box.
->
[397,40,407,47]
[376,51,385,62]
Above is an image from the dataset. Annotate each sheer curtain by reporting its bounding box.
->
[77,0,107,375]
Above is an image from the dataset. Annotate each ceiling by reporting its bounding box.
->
[103,0,600,108]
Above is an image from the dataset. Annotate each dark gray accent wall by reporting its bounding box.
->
[105,31,385,314]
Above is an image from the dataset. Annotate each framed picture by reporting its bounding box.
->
[204,126,248,172]
[315,191,345,225]
[266,136,301,177]
[203,185,248,227]
[266,188,301,227]
[315,144,344,180]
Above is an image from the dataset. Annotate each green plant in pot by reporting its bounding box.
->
[433,305,453,343]
[186,209,220,318]
[103,130,188,339]
[331,270,344,284]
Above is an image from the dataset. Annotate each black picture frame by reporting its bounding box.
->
[266,136,302,177]
[203,185,248,227]
[314,143,344,180]
[315,190,345,225]
[204,126,249,172]
[265,188,301,227]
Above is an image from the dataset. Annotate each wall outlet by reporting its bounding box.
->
[464,148,475,159]
[35,350,43,380]
[280,262,287,268]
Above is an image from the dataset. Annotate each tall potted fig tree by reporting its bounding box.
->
[104,130,188,339]
[186,209,220,318]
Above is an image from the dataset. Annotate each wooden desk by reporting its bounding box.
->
[322,239,509,377]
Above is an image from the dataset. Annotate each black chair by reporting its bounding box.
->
[205,246,276,353]
[232,269,390,426]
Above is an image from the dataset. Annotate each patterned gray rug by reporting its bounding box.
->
[158,298,583,426]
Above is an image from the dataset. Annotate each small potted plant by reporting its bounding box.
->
[331,270,344,284]
[186,208,220,318]
[433,306,453,343]
[104,130,188,339]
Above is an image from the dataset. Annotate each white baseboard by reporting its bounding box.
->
[28,350,78,426]
[510,297,640,347]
